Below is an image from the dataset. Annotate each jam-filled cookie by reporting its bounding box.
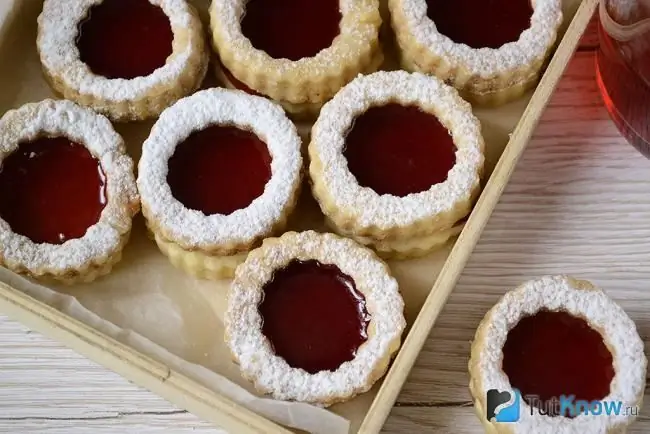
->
[0,100,139,283]
[469,275,646,433]
[37,0,208,121]
[210,0,384,118]
[309,70,484,258]
[389,0,563,105]
[225,230,406,405]
[137,88,303,279]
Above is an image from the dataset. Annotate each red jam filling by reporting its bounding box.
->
[77,0,173,79]
[259,259,371,374]
[221,63,262,96]
[166,125,272,216]
[426,0,534,49]
[502,310,614,416]
[241,0,341,60]
[0,138,107,245]
[343,103,456,197]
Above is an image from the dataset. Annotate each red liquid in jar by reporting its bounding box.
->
[343,103,457,197]
[597,7,650,158]
[166,125,272,216]
[77,0,173,79]
[241,0,341,60]
[0,138,107,245]
[258,259,370,374]
[502,310,614,416]
[426,0,533,49]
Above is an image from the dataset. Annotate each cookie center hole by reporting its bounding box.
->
[77,0,174,79]
[241,0,342,61]
[259,259,371,374]
[425,0,534,49]
[343,103,457,197]
[166,125,272,216]
[0,137,107,245]
[502,310,615,417]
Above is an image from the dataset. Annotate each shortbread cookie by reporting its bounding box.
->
[326,217,465,259]
[153,233,247,280]
[210,0,383,108]
[137,88,302,279]
[37,0,208,121]
[309,70,484,257]
[213,53,385,120]
[389,0,563,105]
[348,224,464,259]
[225,231,406,405]
[0,100,139,283]
[469,275,646,433]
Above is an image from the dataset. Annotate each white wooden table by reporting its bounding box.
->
[1,17,649,434]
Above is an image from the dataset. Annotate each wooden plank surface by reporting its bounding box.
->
[384,49,650,432]
[5,12,649,434]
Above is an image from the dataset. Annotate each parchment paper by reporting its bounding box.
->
[0,264,349,434]
[0,0,582,432]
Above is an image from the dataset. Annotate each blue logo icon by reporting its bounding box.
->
[486,388,520,423]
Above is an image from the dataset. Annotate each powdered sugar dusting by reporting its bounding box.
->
[37,0,199,101]
[225,231,406,404]
[137,88,302,251]
[395,0,563,77]
[311,70,484,230]
[475,275,646,433]
[0,99,139,273]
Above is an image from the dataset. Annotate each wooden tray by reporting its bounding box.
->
[0,0,598,433]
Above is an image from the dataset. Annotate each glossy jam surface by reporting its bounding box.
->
[426,0,533,49]
[241,0,341,60]
[502,310,614,416]
[77,0,173,79]
[167,126,272,216]
[0,138,106,245]
[343,103,456,197]
[259,260,370,374]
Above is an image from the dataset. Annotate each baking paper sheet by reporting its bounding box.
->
[0,244,352,434]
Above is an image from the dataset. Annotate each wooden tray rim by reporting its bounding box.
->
[0,1,598,433]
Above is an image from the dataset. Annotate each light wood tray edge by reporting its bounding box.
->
[0,282,290,434]
[0,0,598,433]
[357,0,599,432]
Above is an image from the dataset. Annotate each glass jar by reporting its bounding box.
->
[596,0,650,157]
